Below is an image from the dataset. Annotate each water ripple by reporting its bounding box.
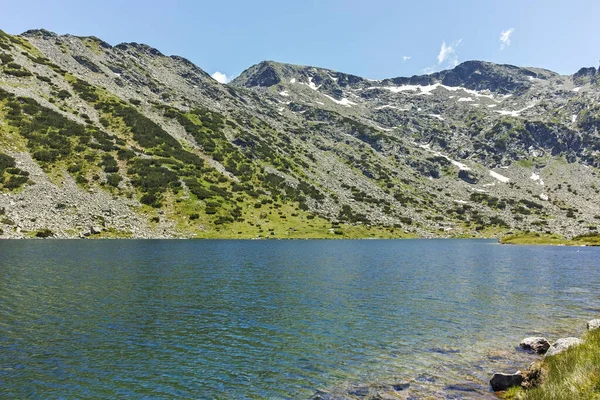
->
[0,239,599,398]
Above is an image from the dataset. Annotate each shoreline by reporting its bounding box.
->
[491,318,600,398]
[1,235,599,245]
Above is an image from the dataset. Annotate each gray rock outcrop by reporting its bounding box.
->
[545,337,583,357]
[587,319,600,331]
[490,372,524,391]
[519,337,551,354]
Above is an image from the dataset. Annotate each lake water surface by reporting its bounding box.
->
[1,239,599,398]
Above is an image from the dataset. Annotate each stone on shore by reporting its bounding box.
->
[519,337,550,354]
[587,319,600,331]
[490,372,524,391]
[545,337,583,357]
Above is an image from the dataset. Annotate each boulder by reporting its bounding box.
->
[458,169,479,184]
[519,337,551,354]
[90,226,102,235]
[490,372,524,391]
[545,337,583,357]
[587,319,600,331]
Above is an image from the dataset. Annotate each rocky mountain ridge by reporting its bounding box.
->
[1,28,599,239]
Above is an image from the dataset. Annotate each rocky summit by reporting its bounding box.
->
[0,28,599,239]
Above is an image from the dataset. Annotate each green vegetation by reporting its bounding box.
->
[503,329,600,400]
[35,228,54,238]
[0,152,30,191]
[499,232,600,246]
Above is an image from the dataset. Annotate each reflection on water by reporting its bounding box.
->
[0,239,599,398]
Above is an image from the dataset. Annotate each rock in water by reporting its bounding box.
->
[519,337,551,354]
[490,372,524,391]
[587,319,600,331]
[545,337,583,357]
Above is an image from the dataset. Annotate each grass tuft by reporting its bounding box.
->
[503,329,600,399]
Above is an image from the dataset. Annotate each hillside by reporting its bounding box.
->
[0,28,599,239]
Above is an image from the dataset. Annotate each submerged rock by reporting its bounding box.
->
[490,372,524,391]
[445,382,481,392]
[519,337,551,354]
[587,319,600,331]
[545,337,583,357]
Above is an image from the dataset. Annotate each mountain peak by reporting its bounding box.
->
[114,42,164,56]
[232,60,284,87]
[573,66,598,85]
[233,59,560,94]
[21,29,58,39]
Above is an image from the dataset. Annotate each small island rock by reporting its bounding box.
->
[545,337,583,357]
[519,337,550,354]
[587,319,600,331]
[490,372,524,391]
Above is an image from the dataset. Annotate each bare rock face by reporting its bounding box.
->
[458,169,479,184]
[545,337,583,357]
[490,372,524,391]
[587,319,600,331]
[519,337,551,354]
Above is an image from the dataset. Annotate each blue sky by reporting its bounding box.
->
[1,0,598,82]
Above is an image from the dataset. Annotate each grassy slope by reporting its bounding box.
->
[499,232,600,246]
[504,329,600,400]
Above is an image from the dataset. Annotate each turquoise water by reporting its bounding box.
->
[1,239,599,398]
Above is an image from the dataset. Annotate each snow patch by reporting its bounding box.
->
[428,114,445,121]
[457,97,474,102]
[454,200,469,204]
[489,170,510,183]
[487,104,497,108]
[494,103,536,117]
[572,114,577,124]
[322,94,356,107]
[539,193,549,201]
[418,144,470,170]
[369,83,500,100]
[375,125,392,132]
[572,87,581,92]
[279,90,289,97]
[529,172,544,185]
[308,77,319,90]
[289,78,296,84]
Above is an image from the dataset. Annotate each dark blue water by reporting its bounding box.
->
[1,239,599,398]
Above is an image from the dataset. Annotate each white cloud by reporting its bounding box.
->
[211,71,230,84]
[499,28,514,50]
[403,56,411,62]
[437,39,462,65]
[424,39,462,73]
